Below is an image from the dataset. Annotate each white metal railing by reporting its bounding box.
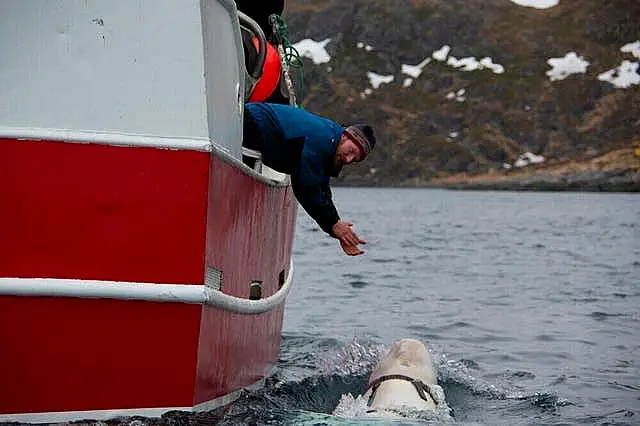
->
[0,127,212,151]
[0,261,292,315]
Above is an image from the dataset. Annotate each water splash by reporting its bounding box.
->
[319,336,387,377]
[332,390,371,417]
[334,395,453,423]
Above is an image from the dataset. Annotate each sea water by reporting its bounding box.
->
[77,188,640,425]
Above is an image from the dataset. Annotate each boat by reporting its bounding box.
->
[0,0,298,422]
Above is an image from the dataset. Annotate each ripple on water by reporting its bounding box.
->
[438,297,462,302]
[348,280,369,288]
[589,311,625,321]
[433,321,474,331]
[342,272,363,278]
[608,381,640,392]
[370,257,397,263]
[406,324,432,334]
[458,333,518,344]
[379,273,401,279]
[549,375,567,385]
[572,297,600,303]
[506,370,536,380]
[513,350,572,362]
[534,334,558,342]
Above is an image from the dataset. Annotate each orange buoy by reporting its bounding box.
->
[249,37,282,102]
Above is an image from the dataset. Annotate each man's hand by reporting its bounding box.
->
[332,221,366,256]
[339,239,364,256]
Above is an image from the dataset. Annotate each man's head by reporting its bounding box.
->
[332,125,376,175]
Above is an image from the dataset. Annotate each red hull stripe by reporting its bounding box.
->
[0,376,265,423]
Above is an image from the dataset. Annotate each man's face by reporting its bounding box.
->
[332,134,364,175]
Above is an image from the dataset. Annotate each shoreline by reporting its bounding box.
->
[424,172,639,192]
[343,147,640,193]
[429,147,639,192]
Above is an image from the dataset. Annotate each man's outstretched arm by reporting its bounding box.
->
[292,182,366,256]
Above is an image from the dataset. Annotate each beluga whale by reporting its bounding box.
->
[367,338,448,413]
[333,338,452,420]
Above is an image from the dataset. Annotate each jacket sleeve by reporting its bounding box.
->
[292,180,340,237]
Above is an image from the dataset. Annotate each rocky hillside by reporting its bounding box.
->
[282,0,640,190]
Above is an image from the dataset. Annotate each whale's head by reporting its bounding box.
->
[366,339,441,412]
[369,338,436,387]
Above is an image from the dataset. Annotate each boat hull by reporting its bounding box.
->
[0,137,297,420]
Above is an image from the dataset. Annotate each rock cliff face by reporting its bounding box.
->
[281,0,640,190]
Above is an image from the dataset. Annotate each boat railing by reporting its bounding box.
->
[238,10,267,102]
[0,262,293,315]
[240,146,289,183]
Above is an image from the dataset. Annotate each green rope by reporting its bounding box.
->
[271,14,305,105]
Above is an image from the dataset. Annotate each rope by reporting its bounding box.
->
[269,14,304,106]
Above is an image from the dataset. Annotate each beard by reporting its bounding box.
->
[331,155,343,177]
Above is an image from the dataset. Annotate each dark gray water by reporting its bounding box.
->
[72,188,639,425]
[255,188,639,425]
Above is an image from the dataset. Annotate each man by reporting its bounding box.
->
[243,103,377,256]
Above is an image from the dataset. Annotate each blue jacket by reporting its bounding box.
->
[244,103,345,235]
